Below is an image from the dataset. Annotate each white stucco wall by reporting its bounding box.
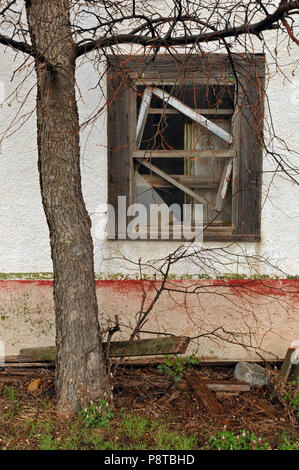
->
[0,30,298,276]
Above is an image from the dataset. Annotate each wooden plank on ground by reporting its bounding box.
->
[204,381,250,393]
[241,395,279,418]
[0,376,27,383]
[18,347,56,362]
[1,362,54,368]
[2,355,19,363]
[279,348,296,383]
[116,377,249,393]
[106,336,190,357]
[18,336,191,362]
[186,372,225,415]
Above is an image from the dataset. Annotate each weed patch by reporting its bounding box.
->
[79,399,114,428]
[205,429,271,450]
[158,355,198,382]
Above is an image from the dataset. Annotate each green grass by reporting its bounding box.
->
[2,386,20,418]
[276,431,299,451]
[154,428,198,450]
[119,413,149,441]
[37,433,59,451]
[3,385,18,404]
[79,399,114,428]
[205,429,299,451]
[283,377,299,418]
[114,414,197,450]
[4,415,299,450]
[0,393,297,451]
[205,429,271,450]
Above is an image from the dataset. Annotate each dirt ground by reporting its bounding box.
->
[0,363,298,450]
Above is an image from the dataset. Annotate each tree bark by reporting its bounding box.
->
[25,0,110,414]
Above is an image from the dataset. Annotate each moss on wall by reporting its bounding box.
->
[0,272,298,280]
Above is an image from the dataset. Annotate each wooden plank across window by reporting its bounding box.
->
[108,54,265,242]
[152,88,233,144]
[140,174,219,189]
[134,78,236,85]
[115,229,260,242]
[148,108,234,115]
[215,159,233,212]
[136,158,216,210]
[117,225,234,241]
[136,88,152,148]
[125,53,265,80]
[134,150,236,159]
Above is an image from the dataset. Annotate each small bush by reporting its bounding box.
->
[158,354,199,382]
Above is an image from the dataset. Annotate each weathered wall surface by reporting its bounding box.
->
[0,33,298,276]
[0,15,298,358]
[0,279,298,360]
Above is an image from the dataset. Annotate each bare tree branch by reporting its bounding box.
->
[0,31,33,55]
[75,0,299,57]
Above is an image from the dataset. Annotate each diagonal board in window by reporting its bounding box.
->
[135,86,233,216]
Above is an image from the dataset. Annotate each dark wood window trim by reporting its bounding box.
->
[107,54,265,242]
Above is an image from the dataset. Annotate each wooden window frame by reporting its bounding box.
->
[107,54,265,242]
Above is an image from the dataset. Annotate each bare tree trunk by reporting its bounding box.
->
[25,0,110,414]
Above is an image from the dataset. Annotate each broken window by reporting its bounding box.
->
[107,54,265,241]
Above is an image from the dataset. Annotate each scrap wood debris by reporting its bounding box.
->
[0,361,297,447]
[0,368,54,397]
[185,371,225,415]
[0,360,296,420]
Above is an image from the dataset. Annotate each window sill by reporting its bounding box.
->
[107,227,261,242]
